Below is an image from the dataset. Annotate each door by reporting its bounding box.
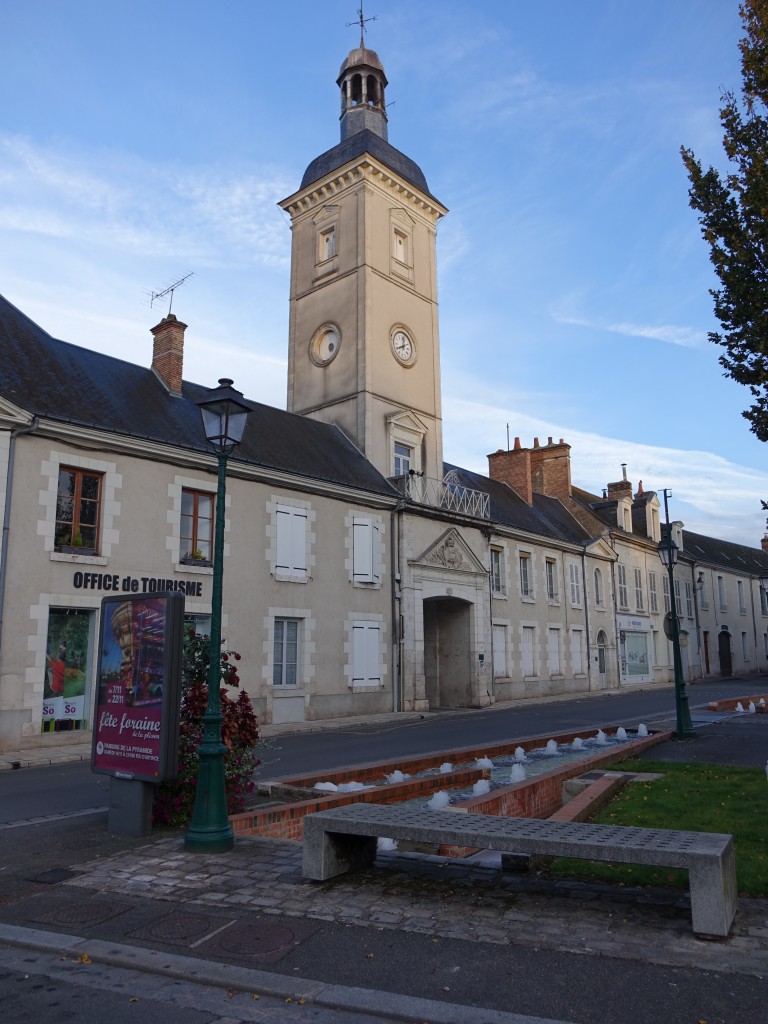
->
[718,630,732,677]
[703,631,710,674]
[597,630,607,689]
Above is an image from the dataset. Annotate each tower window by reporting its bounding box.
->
[392,229,408,264]
[393,443,411,477]
[319,226,336,261]
[351,73,362,105]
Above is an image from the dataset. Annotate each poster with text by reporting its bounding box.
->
[91,593,183,782]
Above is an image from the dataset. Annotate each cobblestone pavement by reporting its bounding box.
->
[56,833,768,978]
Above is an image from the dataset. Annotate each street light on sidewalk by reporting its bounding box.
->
[657,489,694,740]
[185,378,250,853]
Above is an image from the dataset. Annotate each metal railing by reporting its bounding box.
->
[391,473,490,519]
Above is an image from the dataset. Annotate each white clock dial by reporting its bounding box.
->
[392,329,414,363]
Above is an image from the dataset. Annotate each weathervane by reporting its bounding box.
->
[149,272,194,317]
[347,4,377,48]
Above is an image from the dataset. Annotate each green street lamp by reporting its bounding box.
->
[185,378,250,853]
[657,489,694,739]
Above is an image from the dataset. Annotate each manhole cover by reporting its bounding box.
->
[26,868,78,885]
[200,915,319,964]
[130,911,226,945]
[34,900,130,927]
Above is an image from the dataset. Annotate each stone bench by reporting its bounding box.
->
[302,802,737,938]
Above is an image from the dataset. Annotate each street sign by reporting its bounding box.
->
[663,611,679,641]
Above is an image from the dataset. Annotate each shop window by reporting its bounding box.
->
[42,608,93,732]
[181,489,213,562]
[55,467,102,552]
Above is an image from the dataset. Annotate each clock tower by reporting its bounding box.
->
[279,43,447,483]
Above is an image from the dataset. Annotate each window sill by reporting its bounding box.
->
[272,686,304,693]
[350,682,383,691]
[520,594,535,604]
[274,572,309,584]
[51,551,107,565]
[546,596,560,606]
[491,591,507,600]
[176,561,213,575]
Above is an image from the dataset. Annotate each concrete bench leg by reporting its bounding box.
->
[303,822,378,881]
[688,842,737,938]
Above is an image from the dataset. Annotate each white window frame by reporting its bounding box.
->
[491,547,505,595]
[519,553,533,600]
[273,617,300,687]
[546,558,559,602]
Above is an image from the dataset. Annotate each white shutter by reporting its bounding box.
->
[353,622,381,685]
[571,630,583,674]
[548,629,560,675]
[492,625,507,677]
[353,518,379,583]
[276,506,307,576]
[291,510,307,573]
[522,627,534,676]
[569,563,580,605]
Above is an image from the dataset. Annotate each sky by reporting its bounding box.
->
[1,0,766,547]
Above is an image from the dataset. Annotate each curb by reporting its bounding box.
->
[0,922,574,1024]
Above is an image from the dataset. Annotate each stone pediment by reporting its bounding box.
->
[412,528,487,575]
[0,396,33,430]
[584,536,617,561]
[313,204,340,225]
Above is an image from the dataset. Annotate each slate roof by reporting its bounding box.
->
[300,129,434,199]
[682,529,768,575]
[443,463,591,545]
[0,293,399,498]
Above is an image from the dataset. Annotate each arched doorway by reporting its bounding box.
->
[597,630,608,689]
[423,597,472,708]
[718,629,732,677]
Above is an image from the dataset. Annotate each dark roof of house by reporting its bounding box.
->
[300,129,434,198]
[682,529,768,575]
[443,463,591,545]
[0,293,399,498]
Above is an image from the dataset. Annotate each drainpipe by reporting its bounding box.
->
[608,539,621,687]
[390,501,405,713]
[0,420,38,650]
[581,547,592,690]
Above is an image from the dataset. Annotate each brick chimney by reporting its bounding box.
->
[529,436,572,501]
[488,437,532,504]
[150,314,186,395]
[762,534,768,553]
[606,463,633,500]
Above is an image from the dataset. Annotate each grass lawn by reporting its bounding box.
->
[547,760,768,896]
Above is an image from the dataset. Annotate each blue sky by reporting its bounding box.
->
[1,1,766,546]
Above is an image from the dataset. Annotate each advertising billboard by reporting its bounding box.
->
[91,593,184,783]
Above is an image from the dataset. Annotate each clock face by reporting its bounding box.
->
[310,324,340,366]
[392,329,415,365]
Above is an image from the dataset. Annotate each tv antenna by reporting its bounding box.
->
[347,4,377,48]
[149,272,194,316]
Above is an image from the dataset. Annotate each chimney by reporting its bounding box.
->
[529,437,572,501]
[606,479,633,500]
[762,534,768,553]
[151,314,186,395]
[488,437,532,504]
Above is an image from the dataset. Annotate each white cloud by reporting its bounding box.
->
[552,310,705,348]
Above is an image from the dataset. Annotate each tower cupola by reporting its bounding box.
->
[337,47,388,142]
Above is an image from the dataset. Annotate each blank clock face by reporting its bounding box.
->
[392,329,415,365]
[310,325,340,365]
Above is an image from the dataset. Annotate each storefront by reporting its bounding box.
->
[617,614,653,685]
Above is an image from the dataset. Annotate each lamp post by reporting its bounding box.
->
[185,378,250,853]
[658,489,694,739]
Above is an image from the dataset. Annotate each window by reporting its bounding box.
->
[352,621,382,686]
[568,562,581,606]
[181,488,213,561]
[546,559,558,601]
[634,567,644,611]
[594,567,603,607]
[742,631,749,660]
[674,578,682,615]
[663,575,671,613]
[699,576,709,610]
[319,225,336,261]
[55,467,102,552]
[519,554,533,598]
[392,229,408,264]
[737,580,746,614]
[353,517,381,584]
[393,442,411,477]
[273,618,299,686]
[548,628,561,675]
[492,624,507,677]
[521,626,535,676]
[490,547,505,594]
[685,581,694,619]
[761,587,768,616]
[649,572,658,614]
[570,629,584,675]
[717,575,727,611]
[276,505,308,579]
[618,564,628,608]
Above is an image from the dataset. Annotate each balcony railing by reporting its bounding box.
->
[391,472,490,519]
